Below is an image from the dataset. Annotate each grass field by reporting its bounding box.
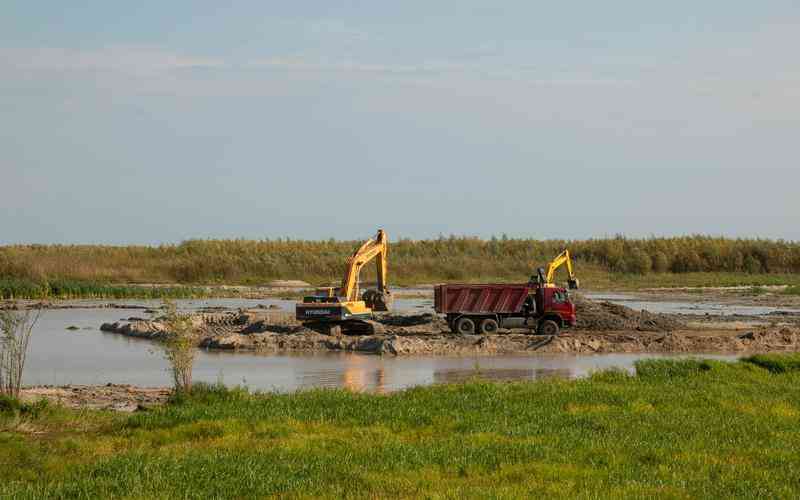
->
[2,355,800,498]
[2,236,800,298]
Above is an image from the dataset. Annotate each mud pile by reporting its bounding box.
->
[573,296,684,332]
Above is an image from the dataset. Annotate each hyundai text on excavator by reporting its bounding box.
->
[434,249,579,336]
[295,229,393,335]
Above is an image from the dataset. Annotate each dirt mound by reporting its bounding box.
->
[574,296,684,332]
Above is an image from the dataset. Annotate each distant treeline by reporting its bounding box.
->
[0,237,798,292]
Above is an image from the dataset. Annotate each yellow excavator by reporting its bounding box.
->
[295,229,393,335]
[535,249,580,289]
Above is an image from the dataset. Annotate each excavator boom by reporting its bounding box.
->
[544,250,579,289]
[340,229,389,302]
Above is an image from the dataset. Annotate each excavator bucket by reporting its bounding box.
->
[363,289,393,312]
[568,279,580,290]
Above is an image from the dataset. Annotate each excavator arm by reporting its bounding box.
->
[339,229,392,309]
[544,250,580,289]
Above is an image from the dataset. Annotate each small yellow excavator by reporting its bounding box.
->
[295,229,393,335]
[535,249,580,290]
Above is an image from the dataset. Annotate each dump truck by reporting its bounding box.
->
[434,249,579,336]
[434,283,576,335]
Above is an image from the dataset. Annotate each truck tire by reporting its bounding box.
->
[478,318,499,335]
[454,317,476,335]
[538,319,560,336]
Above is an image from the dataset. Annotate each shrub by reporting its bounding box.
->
[159,300,199,394]
[0,309,40,398]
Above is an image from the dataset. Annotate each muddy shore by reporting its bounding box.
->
[20,385,171,412]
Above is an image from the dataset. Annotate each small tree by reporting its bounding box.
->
[0,308,40,398]
[160,300,198,394]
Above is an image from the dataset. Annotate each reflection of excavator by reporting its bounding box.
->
[295,229,393,335]
[535,249,580,290]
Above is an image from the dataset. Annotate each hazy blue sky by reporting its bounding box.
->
[2,2,798,244]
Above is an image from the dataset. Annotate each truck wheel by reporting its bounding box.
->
[538,320,560,336]
[454,317,476,335]
[478,318,499,335]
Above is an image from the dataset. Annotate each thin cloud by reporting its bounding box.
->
[0,46,224,75]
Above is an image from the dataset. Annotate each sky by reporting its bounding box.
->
[1,1,799,244]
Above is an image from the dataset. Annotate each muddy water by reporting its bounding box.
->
[22,305,740,392]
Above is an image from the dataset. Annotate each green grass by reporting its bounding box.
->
[3,356,800,498]
[782,285,800,296]
[0,279,212,300]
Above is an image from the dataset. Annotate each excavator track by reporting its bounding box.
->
[306,319,385,336]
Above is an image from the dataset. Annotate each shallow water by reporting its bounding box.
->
[22,306,738,392]
[584,293,800,316]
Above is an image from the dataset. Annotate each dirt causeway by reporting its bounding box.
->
[98,298,800,356]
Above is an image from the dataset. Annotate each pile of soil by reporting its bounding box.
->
[573,295,684,332]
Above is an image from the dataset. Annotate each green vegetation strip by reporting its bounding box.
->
[0,279,211,300]
[2,236,800,297]
[2,355,800,498]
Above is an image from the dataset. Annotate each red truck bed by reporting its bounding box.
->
[434,284,531,314]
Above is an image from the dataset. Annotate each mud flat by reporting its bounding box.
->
[97,299,800,356]
[20,384,171,412]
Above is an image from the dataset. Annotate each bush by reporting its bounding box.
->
[0,393,22,414]
[159,300,199,394]
[0,309,40,398]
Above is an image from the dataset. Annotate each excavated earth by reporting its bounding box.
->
[97,297,800,356]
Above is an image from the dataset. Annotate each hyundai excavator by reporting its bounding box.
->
[295,229,393,335]
[534,249,580,290]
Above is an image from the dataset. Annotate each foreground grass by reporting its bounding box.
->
[2,355,800,498]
